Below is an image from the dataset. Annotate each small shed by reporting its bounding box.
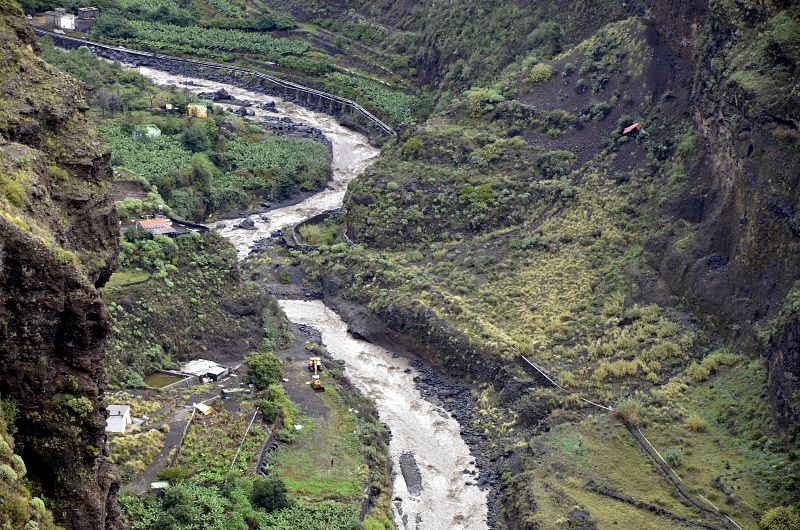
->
[623,122,643,135]
[187,104,208,119]
[105,405,131,433]
[194,403,214,416]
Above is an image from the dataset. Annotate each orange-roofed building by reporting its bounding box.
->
[623,122,643,135]
[138,216,176,235]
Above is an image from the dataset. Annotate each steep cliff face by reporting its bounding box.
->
[0,3,120,528]
[647,0,800,433]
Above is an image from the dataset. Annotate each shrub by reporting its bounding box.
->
[401,137,424,159]
[244,352,283,390]
[251,477,288,512]
[55,394,94,418]
[31,497,46,515]
[256,400,281,423]
[527,63,554,85]
[157,466,190,483]
[0,175,25,207]
[686,361,710,383]
[612,398,645,426]
[10,454,25,477]
[465,88,505,118]
[761,506,800,530]
[0,463,18,482]
[684,415,707,432]
[663,446,683,468]
[0,439,11,459]
[152,514,178,530]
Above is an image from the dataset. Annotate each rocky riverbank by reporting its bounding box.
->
[318,292,511,529]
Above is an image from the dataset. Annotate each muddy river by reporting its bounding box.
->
[136,66,379,260]
[135,66,489,530]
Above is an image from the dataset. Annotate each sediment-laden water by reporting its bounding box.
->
[134,66,489,530]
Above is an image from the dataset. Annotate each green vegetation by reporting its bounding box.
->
[0,406,58,530]
[295,11,800,528]
[244,352,284,390]
[251,477,289,512]
[110,429,166,481]
[42,42,332,221]
[265,385,366,502]
[114,21,310,59]
[179,405,267,483]
[120,480,361,529]
[327,73,421,126]
[105,232,271,387]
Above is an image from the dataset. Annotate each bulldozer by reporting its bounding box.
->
[306,357,325,392]
[309,374,325,392]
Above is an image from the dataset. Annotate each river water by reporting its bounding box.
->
[135,66,380,260]
[134,66,489,530]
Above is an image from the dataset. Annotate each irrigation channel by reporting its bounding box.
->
[133,67,490,530]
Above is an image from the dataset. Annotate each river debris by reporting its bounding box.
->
[399,452,423,497]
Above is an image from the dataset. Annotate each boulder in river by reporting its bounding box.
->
[237,218,255,230]
[216,223,226,229]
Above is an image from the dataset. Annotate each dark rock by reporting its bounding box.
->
[238,218,256,230]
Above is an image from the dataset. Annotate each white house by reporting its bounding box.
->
[45,9,76,31]
[105,405,132,433]
[180,359,230,382]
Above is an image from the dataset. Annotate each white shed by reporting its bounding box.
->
[106,405,132,433]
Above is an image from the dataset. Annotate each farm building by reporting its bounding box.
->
[105,405,131,433]
[131,215,209,237]
[138,216,176,236]
[181,359,230,382]
[76,7,98,32]
[44,8,75,30]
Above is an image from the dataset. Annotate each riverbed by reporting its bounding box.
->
[134,66,489,530]
[280,300,489,530]
[136,66,380,260]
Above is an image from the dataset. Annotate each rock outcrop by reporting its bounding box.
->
[0,3,120,528]
[647,0,800,433]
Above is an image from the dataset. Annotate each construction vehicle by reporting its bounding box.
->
[309,374,325,392]
[307,357,322,373]
[306,357,325,392]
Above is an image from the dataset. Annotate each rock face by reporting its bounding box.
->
[646,0,800,433]
[0,5,120,529]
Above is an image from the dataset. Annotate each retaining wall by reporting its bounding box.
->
[35,29,395,143]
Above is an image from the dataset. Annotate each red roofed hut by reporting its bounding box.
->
[623,122,643,135]
[138,216,176,236]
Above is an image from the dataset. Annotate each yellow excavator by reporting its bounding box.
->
[306,357,325,392]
